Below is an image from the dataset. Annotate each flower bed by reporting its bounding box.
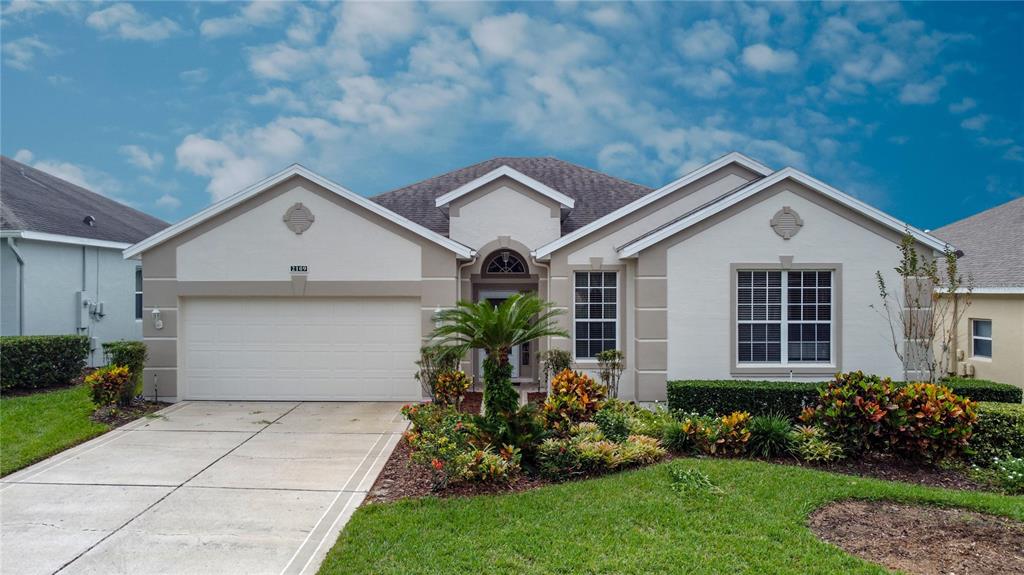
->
[387,371,1020,500]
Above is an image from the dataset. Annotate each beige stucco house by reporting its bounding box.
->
[933,196,1024,389]
[124,153,952,402]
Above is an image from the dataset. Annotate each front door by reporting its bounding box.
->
[477,290,521,379]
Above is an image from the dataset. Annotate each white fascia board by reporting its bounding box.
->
[533,152,773,260]
[1,230,132,250]
[617,167,952,258]
[123,164,474,260]
[433,165,575,209]
[946,287,1024,294]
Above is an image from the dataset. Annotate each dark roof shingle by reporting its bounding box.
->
[1,156,169,244]
[932,196,1024,289]
[370,157,653,235]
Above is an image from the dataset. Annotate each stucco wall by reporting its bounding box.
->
[661,182,907,387]
[138,176,459,401]
[177,182,421,282]
[449,178,561,250]
[952,294,1024,389]
[1,239,141,365]
[1,241,20,335]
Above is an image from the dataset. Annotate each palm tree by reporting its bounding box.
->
[431,293,567,416]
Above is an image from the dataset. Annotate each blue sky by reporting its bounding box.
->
[2,1,1022,229]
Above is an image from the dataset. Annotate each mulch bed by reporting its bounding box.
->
[809,500,1024,575]
[365,437,551,504]
[91,397,167,427]
[776,453,989,492]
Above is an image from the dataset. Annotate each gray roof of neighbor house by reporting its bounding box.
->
[1,155,169,245]
[371,157,654,235]
[932,196,1024,289]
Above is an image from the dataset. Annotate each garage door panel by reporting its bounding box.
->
[182,297,421,401]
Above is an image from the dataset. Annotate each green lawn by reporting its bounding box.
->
[0,385,109,476]
[320,458,1024,575]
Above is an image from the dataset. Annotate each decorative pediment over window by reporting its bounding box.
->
[484,250,528,275]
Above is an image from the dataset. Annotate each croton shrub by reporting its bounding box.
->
[542,369,607,434]
[432,370,471,409]
[801,371,977,461]
[86,365,134,408]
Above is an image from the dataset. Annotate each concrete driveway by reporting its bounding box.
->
[0,401,406,575]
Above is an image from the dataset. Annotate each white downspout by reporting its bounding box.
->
[6,237,25,335]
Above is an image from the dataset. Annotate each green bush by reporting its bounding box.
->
[747,414,793,459]
[0,335,91,391]
[536,426,666,480]
[667,379,821,418]
[991,456,1024,495]
[666,377,1021,420]
[102,340,146,400]
[967,402,1024,466]
[594,404,630,442]
[940,377,1022,404]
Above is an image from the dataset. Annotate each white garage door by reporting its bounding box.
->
[181,297,422,401]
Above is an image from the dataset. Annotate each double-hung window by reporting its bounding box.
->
[574,271,617,359]
[135,266,143,320]
[737,270,832,365]
[972,319,992,358]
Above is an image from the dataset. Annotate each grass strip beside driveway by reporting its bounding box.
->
[319,458,1024,575]
[1,385,109,476]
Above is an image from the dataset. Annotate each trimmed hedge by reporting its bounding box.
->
[0,335,90,391]
[940,377,1022,404]
[968,402,1024,466]
[666,380,821,418]
[667,377,1023,418]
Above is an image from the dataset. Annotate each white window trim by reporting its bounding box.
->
[572,270,620,362]
[736,269,835,368]
[971,318,992,359]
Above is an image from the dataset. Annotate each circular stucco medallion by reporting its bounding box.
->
[770,206,803,240]
[283,202,315,234]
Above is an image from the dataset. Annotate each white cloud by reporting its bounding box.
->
[247,43,317,81]
[179,68,209,84]
[16,150,123,198]
[977,137,1013,147]
[249,87,308,112]
[898,76,946,104]
[741,44,798,73]
[675,66,734,98]
[200,1,288,39]
[2,0,82,20]
[86,3,180,41]
[674,20,736,61]
[1004,145,1024,162]
[960,114,990,131]
[584,6,637,29]
[3,36,55,70]
[948,97,976,114]
[155,193,181,209]
[286,5,322,45]
[888,135,910,145]
[119,145,164,171]
[13,149,34,163]
[176,118,343,201]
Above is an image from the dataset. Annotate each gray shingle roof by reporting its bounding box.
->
[370,157,653,235]
[1,156,169,244]
[932,196,1024,288]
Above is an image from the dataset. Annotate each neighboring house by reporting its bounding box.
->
[932,196,1024,389]
[1,156,169,365]
[124,153,951,403]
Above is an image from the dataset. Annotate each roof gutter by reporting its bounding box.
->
[1,230,132,250]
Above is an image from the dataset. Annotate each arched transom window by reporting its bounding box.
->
[484,250,528,275]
